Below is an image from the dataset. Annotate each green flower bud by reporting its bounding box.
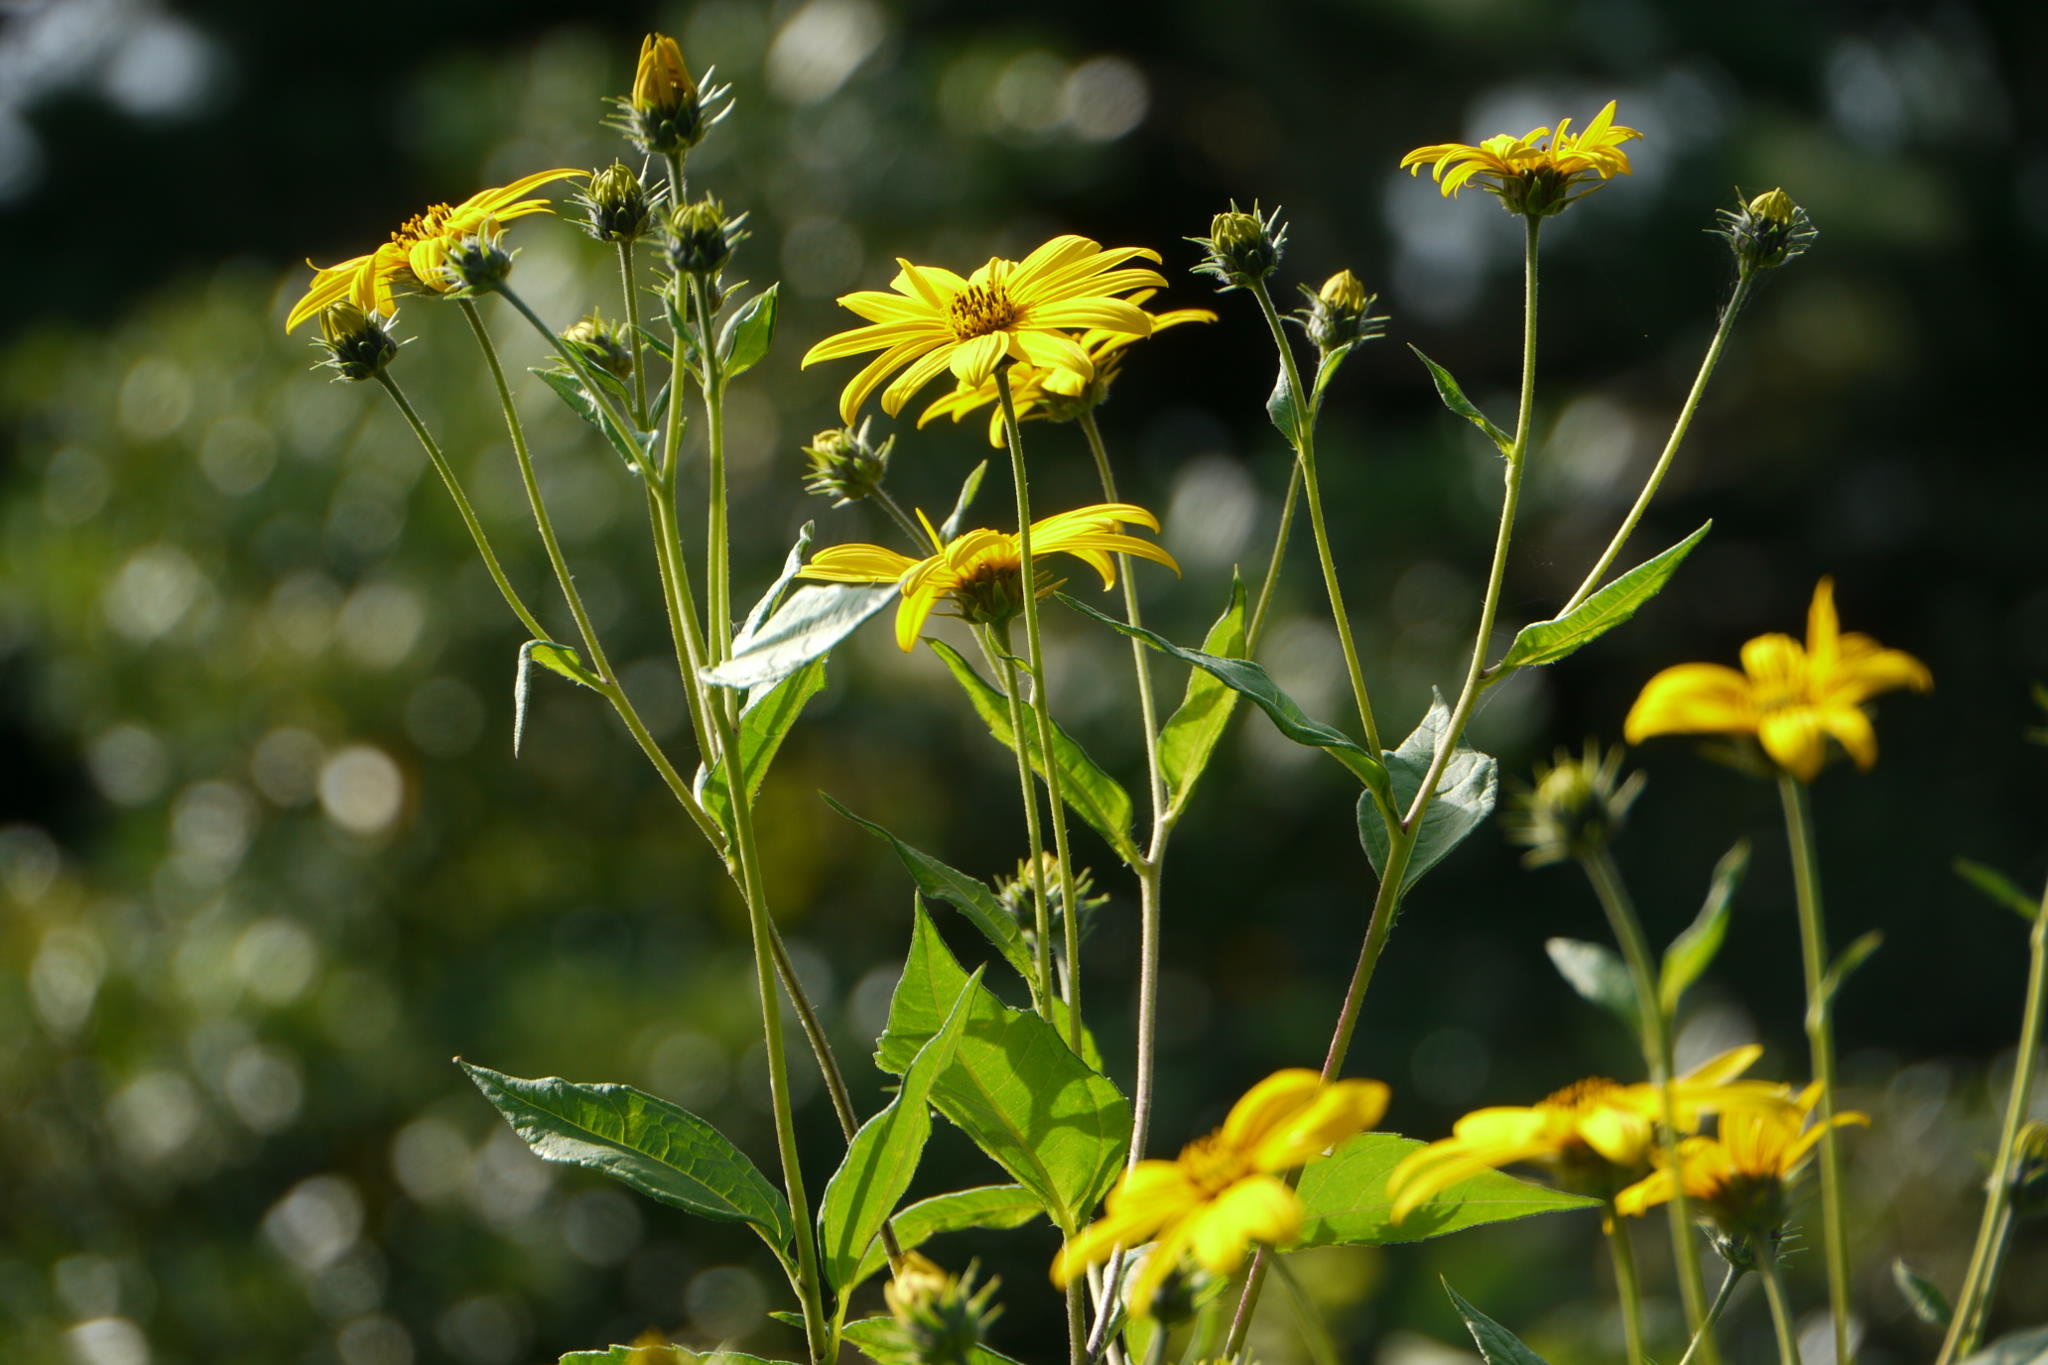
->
[801,420,892,506]
[561,312,635,383]
[1189,201,1287,291]
[665,196,747,279]
[1503,742,1645,867]
[314,301,400,382]
[1292,268,1388,353]
[578,161,658,243]
[1711,186,1816,273]
[442,229,513,293]
[882,1255,1002,1365]
[996,852,1105,960]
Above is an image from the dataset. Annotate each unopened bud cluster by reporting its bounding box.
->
[665,196,747,280]
[996,852,1105,954]
[443,229,513,293]
[561,313,635,383]
[578,161,659,243]
[802,422,892,506]
[1712,187,1816,273]
[882,1255,1002,1365]
[1294,269,1388,353]
[1190,202,1286,291]
[314,302,400,382]
[1504,742,1644,867]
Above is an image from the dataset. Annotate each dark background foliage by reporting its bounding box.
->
[2,1,2043,1363]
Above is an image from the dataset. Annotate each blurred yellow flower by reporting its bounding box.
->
[797,503,1178,652]
[1400,100,1640,215]
[1051,1069,1389,1315]
[800,236,1166,425]
[1386,1046,1776,1218]
[286,169,586,332]
[1624,577,1932,783]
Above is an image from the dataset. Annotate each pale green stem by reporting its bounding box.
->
[691,272,733,663]
[1078,411,1165,823]
[992,629,1056,1018]
[1939,881,2048,1362]
[665,151,687,202]
[871,484,937,553]
[488,284,643,473]
[1777,776,1854,1365]
[1247,277,1379,754]
[1559,268,1754,614]
[1608,1206,1648,1365]
[618,240,650,429]
[1760,1256,1803,1365]
[1249,462,1304,650]
[1678,1266,1746,1365]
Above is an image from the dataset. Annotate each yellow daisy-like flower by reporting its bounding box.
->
[1386,1045,1779,1218]
[285,169,587,332]
[797,503,1179,652]
[917,289,1217,447]
[1051,1069,1390,1316]
[1400,100,1641,216]
[800,236,1167,426]
[1624,577,1932,783]
[1615,1086,1868,1242]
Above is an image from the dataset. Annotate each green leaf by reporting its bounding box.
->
[1958,1325,2048,1365]
[1309,343,1357,414]
[840,1318,1026,1365]
[1496,523,1711,670]
[820,969,981,1294]
[1158,576,1248,817]
[1354,694,1498,895]
[1442,1281,1554,1365]
[559,1346,793,1365]
[1057,593,1390,806]
[844,1185,1042,1298]
[514,640,601,758]
[459,1061,795,1271]
[822,795,1037,987]
[718,284,779,378]
[876,904,1130,1228]
[1819,930,1883,1011]
[1955,858,2042,922]
[698,658,828,833]
[738,522,817,645]
[1294,1133,1598,1249]
[1544,938,1639,1028]
[940,461,990,541]
[1267,361,1304,447]
[927,639,1141,867]
[531,366,653,474]
[1660,840,1748,1015]
[1892,1257,1953,1328]
[1411,347,1512,455]
[702,583,896,691]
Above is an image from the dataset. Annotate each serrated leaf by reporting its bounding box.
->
[717,284,779,378]
[875,904,1130,1228]
[844,1185,1042,1298]
[841,1318,1026,1365]
[1267,361,1304,446]
[1545,938,1640,1028]
[1442,1281,1554,1365]
[820,970,980,1295]
[459,1061,794,1271]
[1355,694,1498,895]
[1411,347,1511,455]
[1159,575,1248,817]
[1958,1324,2048,1365]
[697,658,827,833]
[1819,930,1883,1011]
[702,583,896,690]
[940,461,989,542]
[1660,840,1748,1015]
[515,640,600,757]
[1892,1257,1953,1328]
[532,367,653,474]
[1295,1133,1597,1249]
[927,639,1140,867]
[1955,858,2042,922]
[1058,593,1390,806]
[822,796,1036,986]
[1496,522,1711,670]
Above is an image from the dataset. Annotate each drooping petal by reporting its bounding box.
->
[1246,1079,1390,1172]
[945,332,1011,386]
[1758,706,1828,782]
[1820,702,1879,770]
[1623,663,1757,743]
[1184,1175,1301,1272]
[884,343,968,415]
[797,543,923,585]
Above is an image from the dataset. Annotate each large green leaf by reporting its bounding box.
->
[737,522,817,645]
[822,795,1036,987]
[697,658,827,833]
[927,639,1141,867]
[820,970,979,1295]
[1442,1281,1554,1365]
[460,1061,794,1271]
[1495,522,1710,670]
[702,583,896,691]
[876,904,1130,1228]
[718,284,779,378]
[841,1317,1025,1365]
[1545,938,1640,1029]
[1158,577,1248,817]
[845,1185,1042,1296]
[1411,347,1511,455]
[1059,593,1390,806]
[1293,1132,1596,1248]
[1659,840,1748,1015]
[1354,695,1497,895]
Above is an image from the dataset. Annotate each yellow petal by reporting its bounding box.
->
[1185,1175,1301,1271]
[1624,663,1756,743]
[1758,707,1828,783]
[1248,1079,1390,1171]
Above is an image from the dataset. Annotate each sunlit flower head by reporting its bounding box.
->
[1615,1086,1868,1244]
[801,236,1167,426]
[918,290,1216,446]
[285,169,587,332]
[796,504,1178,652]
[1400,100,1641,217]
[1052,1069,1389,1316]
[1386,1046,1777,1217]
[611,33,731,157]
[1624,577,1932,783]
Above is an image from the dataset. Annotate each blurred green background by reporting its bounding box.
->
[3,2,2044,1363]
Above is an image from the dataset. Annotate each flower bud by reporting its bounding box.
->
[1189,201,1286,291]
[1711,186,1816,273]
[2013,1121,2048,1220]
[882,1255,1002,1365]
[314,302,400,382]
[441,228,513,293]
[1503,742,1645,867]
[996,852,1105,959]
[665,196,747,279]
[1293,269,1388,353]
[611,33,731,158]
[802,421,892,506]
[578,161,658,243]
[561,312,635,384]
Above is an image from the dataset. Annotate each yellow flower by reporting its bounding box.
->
[1386,1045,1777,1218]
[1051,1069,1390,1315]
[1624,577,1932,783]
[797,504,1179,652]
[1400,100,1641,216]
[632,33,697,116]
[801,236,1167,425]
[917,290,1216,446]
[285,169,587,332]
[1615,1086,1868,1241]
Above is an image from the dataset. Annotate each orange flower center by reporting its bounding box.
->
[391,204,457,249]
[948,282,1021,341]
[1177,1133,1248,1198]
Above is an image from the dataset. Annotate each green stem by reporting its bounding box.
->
[1939,881,2048,1362]
[692,272,733,662]
[1679,1266,1746,1365]
[1608,1205,1647,1365]
[1247,277,1379,754]
[618,240,650,429]
[1760,1255,1803,1365]
[993,630,1056,1017]
[1079,412,1165,822]
[871,483,939,553]
[489,284,644,474]
[1066,1278,1087,1365]
[1559,269,1754,614]
[1777,776,1853,1365]
[1248,462,1303,651]
[666,151,688,203]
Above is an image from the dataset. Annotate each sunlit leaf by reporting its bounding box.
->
[1411,347,1511,455]
[1496,522,1711,670]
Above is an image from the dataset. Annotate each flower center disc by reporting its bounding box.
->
[392,204,455,248]
[1541,1077,1621,1113]
[1178,1134,1247,1198]
[948,283,1021,340]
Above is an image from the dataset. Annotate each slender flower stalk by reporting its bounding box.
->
[1606,1203,1647,1365]
[1679,1266,1746,1365]
[1249,463,1304,648]
[692,273,735,661]
[1778,775,1853,1365]
[617,241,650,427]
[1760,1257,1803,1365]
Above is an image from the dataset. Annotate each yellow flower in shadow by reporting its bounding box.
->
[800,236,1166,425]
[1051,1069,1389,1316]
[286,170,587,331]
[796,503,1178,652]
[1400,100,1641,216]
[1624,577,1932,782]
[1386,1045,1779,1218]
